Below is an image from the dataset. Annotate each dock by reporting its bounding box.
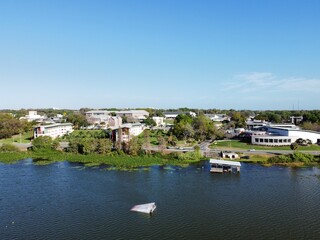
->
[209,159,241,174]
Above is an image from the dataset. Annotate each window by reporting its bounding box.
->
[269,139,274,143]
[288,139,291,143]
[255,138,259,142]
[264,139,268,142]
[274,139,278,143]
[260,139,263,142]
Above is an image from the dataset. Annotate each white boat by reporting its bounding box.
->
[130,202,156,214]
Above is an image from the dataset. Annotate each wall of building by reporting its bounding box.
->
[251,135,297,146]
[287,130,320,144]
[34,124,73,139]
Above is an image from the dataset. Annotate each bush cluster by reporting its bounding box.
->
[268,152,319,164]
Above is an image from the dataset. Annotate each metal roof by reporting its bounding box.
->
[210,159,241,167]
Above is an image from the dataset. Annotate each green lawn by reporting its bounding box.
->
[210,140,320,151]
[0,132,33,144]
[164,119,174,124]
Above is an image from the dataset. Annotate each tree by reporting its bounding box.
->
[82,138,99,154]
[231,112,246,128]
[172,114,194,140]
[158,136,167,153]
[143,130,151,154]
[123,137,142,156]
[0,143,20,152]
[0,113,24,139]
[97,139,113,154]
[290,142,299,151]
[32,136,54,151]
[143,117,156,127]
[66,113,88,129]
[115,128,123,152]
[193,114,217,141]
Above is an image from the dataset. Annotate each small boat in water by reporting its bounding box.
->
[130,202,156,214]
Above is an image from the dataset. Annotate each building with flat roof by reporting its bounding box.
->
[163,111,196,119]
[116,110,149,120]
[251,126,320,146]
[34,123,73,139]
[85,110,111,124]
[20,111,46,122]
[205,114,230,122]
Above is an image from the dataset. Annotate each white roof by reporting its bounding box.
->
[210,159,241,167]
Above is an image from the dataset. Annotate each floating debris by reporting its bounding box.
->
[130,202,156,214]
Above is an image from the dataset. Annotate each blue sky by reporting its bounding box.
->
[1,0,319,110]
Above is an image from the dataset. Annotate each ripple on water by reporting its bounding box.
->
[0,163,320,240]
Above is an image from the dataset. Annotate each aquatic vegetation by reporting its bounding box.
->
[0,150,206,169]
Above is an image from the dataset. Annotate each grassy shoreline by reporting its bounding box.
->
[1,151,319,169]
[0,151,203,168]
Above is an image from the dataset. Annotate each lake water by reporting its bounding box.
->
[1,160,320,240]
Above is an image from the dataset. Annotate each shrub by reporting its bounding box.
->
[0,143,20,153]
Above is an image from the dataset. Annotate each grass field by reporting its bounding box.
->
[0,132,33,144]
[210,140,320,151]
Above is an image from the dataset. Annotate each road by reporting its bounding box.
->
[1,141,318,156]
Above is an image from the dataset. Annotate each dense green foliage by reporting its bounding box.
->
[0,143,21,152]
[68,138,113,155]
[171,113,224,141]
[31,136,60,152]
[142,117,156,126]
[66,113,88,129]
[64,130,108,140]
[268,152,320,165]
[0,113,33,139]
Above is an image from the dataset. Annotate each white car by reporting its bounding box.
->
[249,149,256,152]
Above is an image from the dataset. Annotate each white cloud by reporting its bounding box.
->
[224,72,320,93]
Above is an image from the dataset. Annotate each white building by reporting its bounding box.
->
[116,110,149,121]
[163,111,196,119]
[205,114,230,122]
[20,111,46,122]
[221,152,239,159]
[251,126,320,146]
[34,123,73,139]
[152,116,164,126]
[246,120,268,130]
[86,110,149,124]
[85,110,111,124]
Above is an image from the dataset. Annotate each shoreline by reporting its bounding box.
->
[0,152,319,169]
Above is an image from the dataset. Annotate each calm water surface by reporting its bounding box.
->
[0,159,320,240]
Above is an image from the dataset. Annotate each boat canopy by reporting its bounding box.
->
[210,159,241,167]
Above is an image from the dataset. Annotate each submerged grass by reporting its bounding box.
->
[1,149,318,169]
